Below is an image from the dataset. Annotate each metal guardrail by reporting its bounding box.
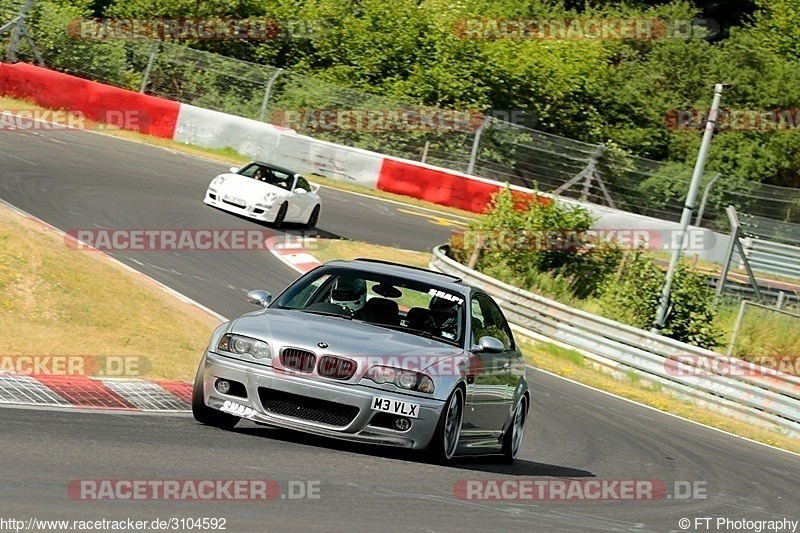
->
[430,245,800,437]
[740,238,800,280]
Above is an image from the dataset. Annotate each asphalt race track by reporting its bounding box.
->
[1,128,799,532]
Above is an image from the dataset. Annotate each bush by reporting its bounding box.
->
[450,185,621,299]
[598,251,721,348]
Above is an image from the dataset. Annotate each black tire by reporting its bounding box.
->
[427,387,465,465]
[191,358,240,430]
[273,202,288,229]
[501,396,528,464]
[305,205,320,229]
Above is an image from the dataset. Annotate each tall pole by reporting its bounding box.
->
[652,83,725,333]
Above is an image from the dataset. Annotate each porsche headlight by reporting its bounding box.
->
[263,192,278,205]
[211,175,227,187]
[217,333,272,360]
[364,366,434,393]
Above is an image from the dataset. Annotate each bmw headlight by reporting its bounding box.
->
[364,366,434,393]
[217,333,272,360]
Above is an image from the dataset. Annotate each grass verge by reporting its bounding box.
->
[0,206,219,382]
[310,239,431,269]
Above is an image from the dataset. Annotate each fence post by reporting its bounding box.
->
[695,172,721,227]
[258,68,283,122]
[552,143,615,207]
[726,299,748,355]
[466,116,489,175]
[3,0,44,66]
[139,41,160,94]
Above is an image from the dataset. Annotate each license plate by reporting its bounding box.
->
[223,194,246,207]
[371,396,419,418]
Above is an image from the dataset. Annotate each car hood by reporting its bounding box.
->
[222,309,466,383]
[214,173,289,198]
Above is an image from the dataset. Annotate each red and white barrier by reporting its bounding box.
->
[0,62,180,138]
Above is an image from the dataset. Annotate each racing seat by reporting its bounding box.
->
[361,297,399,326]
[406,307,432,331]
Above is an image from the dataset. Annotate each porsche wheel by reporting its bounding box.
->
[305,205,320,229]
[273,202,288,229]
[427,387,464,465]
[191,359,240,430]
[501,396,528,464]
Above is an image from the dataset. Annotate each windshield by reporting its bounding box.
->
[237,163,294,190]
[273,267,466,346]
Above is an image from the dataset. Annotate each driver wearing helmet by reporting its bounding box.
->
[329,277,367,317]
[429,296,459,339]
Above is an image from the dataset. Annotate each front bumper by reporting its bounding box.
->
[199,351,445,450]
[204,190,278,222]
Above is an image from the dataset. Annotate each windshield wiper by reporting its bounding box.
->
[302,309,353,319]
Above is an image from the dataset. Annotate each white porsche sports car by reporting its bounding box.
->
[204,161,322,228]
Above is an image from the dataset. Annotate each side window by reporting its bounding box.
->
[473,294,513,350]
[272,170,292,189]
[295,176,310,191]
[470,297,485,344]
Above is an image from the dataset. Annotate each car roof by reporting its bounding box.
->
[251,161,304,177]
[322,258,466,291]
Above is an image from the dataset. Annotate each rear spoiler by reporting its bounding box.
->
[309,182,321,194]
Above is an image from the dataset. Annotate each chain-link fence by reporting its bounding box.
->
[741,213,800,245]
[4,0,800,231]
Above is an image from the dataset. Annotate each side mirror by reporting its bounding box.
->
[293,188,307,194]
[246,290,272,308]
[229,167,239,173]
[476,336,504,353]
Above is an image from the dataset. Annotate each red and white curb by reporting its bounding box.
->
[0,373,191,411]
[267,237,322,274]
